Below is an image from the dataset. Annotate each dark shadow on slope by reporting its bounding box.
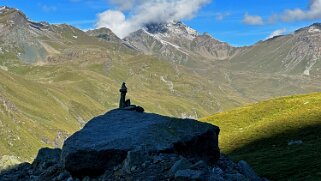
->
[227,123,321,181]
[0,148,64,181]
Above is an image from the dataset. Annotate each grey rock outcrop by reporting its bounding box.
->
[0,150,267,181]
[61,109,220,177]
[86,27,121,43]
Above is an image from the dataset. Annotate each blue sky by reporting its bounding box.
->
[1,0,320,46]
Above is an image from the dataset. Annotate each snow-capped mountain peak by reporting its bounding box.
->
[308,23,321,33]
[124,20,238,63]
[143,21,199,41]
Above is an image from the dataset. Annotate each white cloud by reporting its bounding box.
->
[242,13,264,25]
[96,10,136,38]
[271,0,321,22]
[108,0,144,11]
[96,0,211,38]
[215,12,230,21]
[265,28,287,40]
[41,4,57,12]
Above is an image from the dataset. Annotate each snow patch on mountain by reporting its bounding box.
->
[143,29,180,49]
[165,21,198,40]
[141,27,191,56]
[140,21,199,55]
[0,6,7,13]
[144,21,198,41]
[308,27,321,33]
[304,56,318,76]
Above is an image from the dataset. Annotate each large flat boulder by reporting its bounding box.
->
[61,109,220,177]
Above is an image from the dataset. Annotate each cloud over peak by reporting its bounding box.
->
[96,0,210,38]
[271,0,321,22]
[265,28,287,40]
[242,13,264,25]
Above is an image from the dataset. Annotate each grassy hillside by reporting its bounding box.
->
[202,92,321,180]
[0,47,253,164]
[2,47,321,169]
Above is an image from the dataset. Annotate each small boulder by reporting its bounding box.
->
[56,171,70,181]
[287,140,303,146]
[123,150,147,173]
[170,157,192,174]
[211,167,224,176]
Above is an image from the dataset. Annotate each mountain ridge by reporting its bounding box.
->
[0,6,133,64]
[124,21,241,63]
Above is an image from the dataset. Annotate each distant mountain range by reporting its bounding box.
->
[0,6,321,163]
[123,20,321,76]
[1,6,321,76]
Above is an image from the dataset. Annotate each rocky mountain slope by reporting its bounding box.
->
[230,23,321,76]
[124,21,321,77]
[124,21,241,65]
[0,109,265,181]
[86,27,121,43]
[0,6,130,64]
[122,21,321,102]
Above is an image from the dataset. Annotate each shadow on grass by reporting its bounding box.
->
[227,123,321,181]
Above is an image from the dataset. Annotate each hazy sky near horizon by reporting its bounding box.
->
[2,0,320,46]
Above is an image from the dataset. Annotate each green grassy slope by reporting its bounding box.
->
[202,93,321,180]
[0,68,105,161]
[0,47,252,163]
[2,44,321,167]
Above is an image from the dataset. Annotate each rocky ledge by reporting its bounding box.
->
[0,109,266,180]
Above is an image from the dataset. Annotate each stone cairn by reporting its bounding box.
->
[118,82,144,112]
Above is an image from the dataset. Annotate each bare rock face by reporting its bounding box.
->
[61,109,220,177]
[86,27,121,43]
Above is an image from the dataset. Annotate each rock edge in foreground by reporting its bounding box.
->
[0,147,267,181]
[61,109,220,177]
